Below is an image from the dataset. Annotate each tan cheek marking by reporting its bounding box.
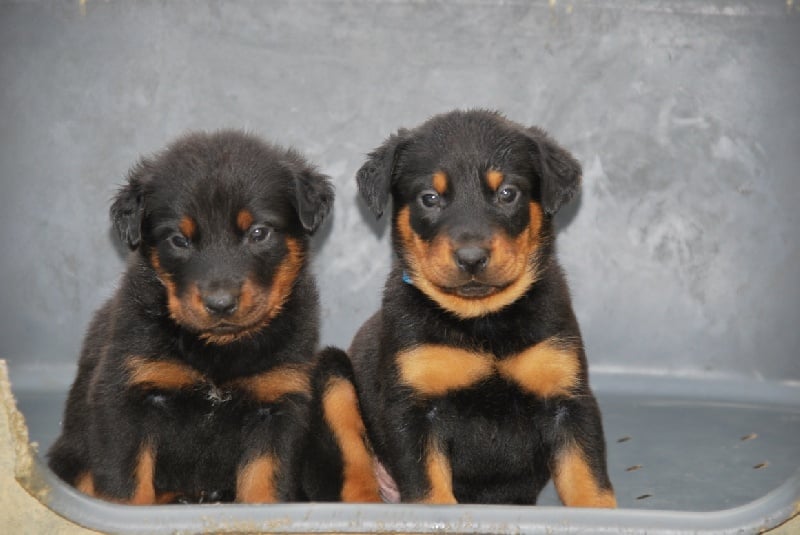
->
[396,207,453,281]
[126,356,206,390]
[150,251,183,321]
[553,446,617,508]
[178,216,196,240]
[237,209,254,232]
[322,378,382,502]
[486,169,504,191]
[237,455,278,503]
[264,237,304,319]
[396,206,426,263]
[227,364,311,404]
[496,338,581,398]
[396,345,494,397]
[151,251,211,329]
[239,278,255,312]
[432,171,448,195]
[186,282,207,318]
[528,202,543,243]
[420,442,457,504]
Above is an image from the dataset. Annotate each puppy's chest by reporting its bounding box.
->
[393,337,581,400]
[126,356,311,419]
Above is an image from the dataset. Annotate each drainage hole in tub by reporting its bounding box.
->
[625,464,643,472]
[616,435,632,443]
[636,494,652,500]
[740,433,758,442]
[753,462,769,470]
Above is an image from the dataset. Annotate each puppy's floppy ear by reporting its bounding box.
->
[356,129,409,219]
[110,160,153,250]
[291,167,334,235]
[526,127,582,216]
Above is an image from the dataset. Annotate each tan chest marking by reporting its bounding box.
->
[126,356,206,390]
[496,339,581,398]
[226,364,311,404]
[396,345,495,397]
[397,338,580,398]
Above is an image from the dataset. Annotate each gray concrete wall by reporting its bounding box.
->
[2,0,799,387]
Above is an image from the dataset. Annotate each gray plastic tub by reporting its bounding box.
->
[2,1,798,533]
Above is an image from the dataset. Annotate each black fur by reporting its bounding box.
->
[349,110,615,505]
[48,130,342,503]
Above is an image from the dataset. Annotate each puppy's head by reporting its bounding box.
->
[356,110,580,318]
[111,130,333,344]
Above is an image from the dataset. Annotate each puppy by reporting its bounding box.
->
[350,110,617,506]
[48,130,342,504]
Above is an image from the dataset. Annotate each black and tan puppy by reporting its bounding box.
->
[47,130,350,504]
[350,109,616,506]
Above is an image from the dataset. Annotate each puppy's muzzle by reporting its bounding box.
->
[453,246,489,275]
[201,288,239,317]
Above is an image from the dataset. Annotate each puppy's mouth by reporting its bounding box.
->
[202,315,271,338]
[206,322,249,335]
[438,280,509,299]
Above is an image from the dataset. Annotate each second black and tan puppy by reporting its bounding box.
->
[351,109,616,506]
[47,130,368,504]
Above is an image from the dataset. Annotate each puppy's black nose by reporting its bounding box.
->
[454,246,489,274]
[202,290,238,317]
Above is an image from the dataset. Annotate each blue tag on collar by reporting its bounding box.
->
[402,271,414,285]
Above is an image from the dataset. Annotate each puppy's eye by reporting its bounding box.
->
[419,191,441,209]
[170,235,190,248]
[497,185,519,204]
[248,226,271,243]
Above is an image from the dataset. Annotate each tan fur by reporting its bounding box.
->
[236,455,278,503]
[486,169,503,191]
[432,171,448,194]
[227,364,311,403]
[553,445,617,508]
[126,356,206,390]
[178,215,196,240]
[496,338,581,398]
[396,345,494,396]
[397,338,580,399]
[322,378,382,502]
[236,209,254,232]
[395,205,543,318]
[420,441,457,504]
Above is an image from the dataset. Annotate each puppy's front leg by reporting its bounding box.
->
[231,367,313,503]
[550,397,616,508]
[382,403,457,504]
[85,354,208,504]
[87,438,158,504]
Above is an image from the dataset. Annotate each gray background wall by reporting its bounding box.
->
[1,0,799,389]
